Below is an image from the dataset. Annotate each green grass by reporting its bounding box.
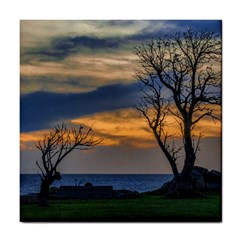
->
[20,195,221,222]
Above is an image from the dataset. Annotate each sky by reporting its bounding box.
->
[20,20,222,174]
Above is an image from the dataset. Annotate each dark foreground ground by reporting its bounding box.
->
[20,194,221,222]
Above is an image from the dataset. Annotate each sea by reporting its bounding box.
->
[20,174,173,196]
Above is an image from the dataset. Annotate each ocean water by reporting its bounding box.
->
[20,174,173,196]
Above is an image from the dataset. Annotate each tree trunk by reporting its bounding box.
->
[169,158,179,182]
[178,120,196,191]
[38,179,50,207]
[153,130,179,182]
[38,172,62,206]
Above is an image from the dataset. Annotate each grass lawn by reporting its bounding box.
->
[20,194,221,222]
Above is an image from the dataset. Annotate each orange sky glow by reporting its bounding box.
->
[21,107,221,151]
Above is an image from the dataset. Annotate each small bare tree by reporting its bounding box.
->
[36,123,101,206]
[134,28,221,190]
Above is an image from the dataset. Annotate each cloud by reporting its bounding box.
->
[70,108,156,149]
[20,51,138,94]
[20,20,160,47]
[21,35,122,63]
[20,20,222,175]
[21,20,222,62]
[20,20,222,95]
[20,20,150,63]
[128,20,222,42]
[19,107,185,151]
[20,20,178,63]
[70,108,221,150]
[20,108,158,151]
[169,20,222,34]
[53,35,120,49]
[20,83,141,132]
[20,75,106,94]
[20,105,221,153]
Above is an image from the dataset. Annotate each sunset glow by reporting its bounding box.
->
[21,107,221,151]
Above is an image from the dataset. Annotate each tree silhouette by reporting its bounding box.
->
[36,123,101,206]
[134,29,221,191]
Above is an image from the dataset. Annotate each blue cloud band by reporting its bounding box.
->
[20,83,140,132]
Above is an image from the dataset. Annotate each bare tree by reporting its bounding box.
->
[135,81,181,181]
[36,123,102,206]
[134,29,221,190]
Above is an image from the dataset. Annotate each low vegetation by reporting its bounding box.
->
[20,194,221,222]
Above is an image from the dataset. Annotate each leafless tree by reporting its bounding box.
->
[135,81,181,181]
[36,123,102,206]
[134,29,221,189]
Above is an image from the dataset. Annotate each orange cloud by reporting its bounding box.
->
[20,130,48,150]
[71,108,156,148]
[21,107,221,151]
[70,107,221,147]
[192,117,221,137]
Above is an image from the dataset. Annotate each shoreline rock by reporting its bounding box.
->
[145,166,222,196]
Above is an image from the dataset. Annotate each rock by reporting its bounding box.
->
[192,166,208,175]
[153,166,221,195]
[84,182,93,187]
[162,178,175,190]
[191,166,221,190]
[192,173,205,190]
[112,190,126,198]
[112,189,139,199]
[210,170,221,177]
[57,185,113,199]
[20,194,39,204]
[205,170,221,182]
[191,166,207,190]
[49,187,59,195]
[204,170,221,190]
[159,179,175,193]
[205,182,221,190]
